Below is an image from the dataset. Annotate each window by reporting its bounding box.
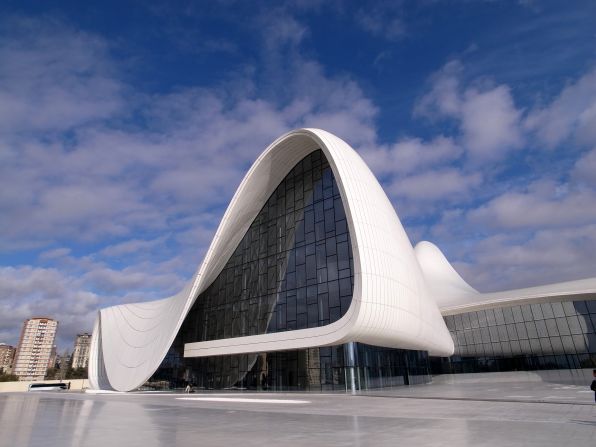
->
[447,298,596,366]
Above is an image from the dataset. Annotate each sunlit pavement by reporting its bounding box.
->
[1,378,595,447]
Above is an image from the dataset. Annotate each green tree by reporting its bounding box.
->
[0,372,18,382]
[66,366,88,379]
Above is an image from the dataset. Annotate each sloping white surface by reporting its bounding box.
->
[89,129,456,391]
[440,277,596,315]
[414,241,478,308]
[414,240,596,315]
[183,129,453,359]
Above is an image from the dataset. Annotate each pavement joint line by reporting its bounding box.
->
[176,397,311,404]
[357,394,595,406]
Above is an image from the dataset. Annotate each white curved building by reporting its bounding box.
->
[89,129,596,392]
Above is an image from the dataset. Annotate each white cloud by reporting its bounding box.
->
[82,265,184,295]
[355,5,406,40]
[415,60,524,160]
[0,33,379,250]
[572,147,596,187]
[432,174,596,291]
[468,180,596,230]
[390,168,482,202]
[0,245,194,347]
[525,67,596,148]
[1,10,595,352]
[262,13,308,49]
[0,14,382,349]
[99,236,170,258]
[0,266,99,347]
[415,60,463,118]
[455,224,596,291]
[39,248,71,260]
[361,135,462,176]
[0,17,124,134]
[460,85,524,157]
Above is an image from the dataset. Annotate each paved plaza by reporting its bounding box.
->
[0,375,595,447]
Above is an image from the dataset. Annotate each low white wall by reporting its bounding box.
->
[433,368,593,386]
[0,379,88,393]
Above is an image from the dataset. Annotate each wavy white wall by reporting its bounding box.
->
[89,129,454,392]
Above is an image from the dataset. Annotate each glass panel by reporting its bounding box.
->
[510,340,522,355]
[485,308,497,326]
[572,334,588,352]
[555,317,570,336]
[337,241,350,271]
[519,339,531,354]
[454,314,463,331]
[515,322,528,340]
[549,336,563,353]
[573,300,589,315]
[541,303,555,319]
[536,320,549,338]
[494,308,506,325]
[521,305,534,322]
[506,324,518,340]
[530,304,544,320]
[550,302,565,318]
[173,150,353,346]
[470,312,480,329]
[472,328,482,344]
[500,341,512,356]
[503,307,515,324]
[576,314,590,333]
[561,301,577,317]
[539,338,553,354]
[545,319,559,337]
[477,310,488,327]
[529,338,542,355]
[445,316,455,331]
[525,321,538,339]
[560,336,576,353]
[511,306,524,323]
[498,325,509,342]
[462,313,472,330]
[489,326,499,343]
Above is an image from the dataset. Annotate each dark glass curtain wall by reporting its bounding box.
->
[149,343,430,392]
[435,298,596,374]
[180,149,354,344]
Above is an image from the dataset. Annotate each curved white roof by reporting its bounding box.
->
[88,128,596,392]
[89,129,455,391]
[414,241,478,308]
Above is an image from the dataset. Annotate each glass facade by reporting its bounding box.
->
[149,343,430,391]
[180,149,354,343]
[436,298,596,373]
[146,149,431,391]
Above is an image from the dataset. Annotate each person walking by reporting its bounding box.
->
[591,370,596,403]
[185,383,191,394]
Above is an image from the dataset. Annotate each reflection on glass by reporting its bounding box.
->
[151,342,430,391]
[177,149,354,345]
[443,298,596,373]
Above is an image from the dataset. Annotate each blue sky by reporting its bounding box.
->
[1,0,595,350]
